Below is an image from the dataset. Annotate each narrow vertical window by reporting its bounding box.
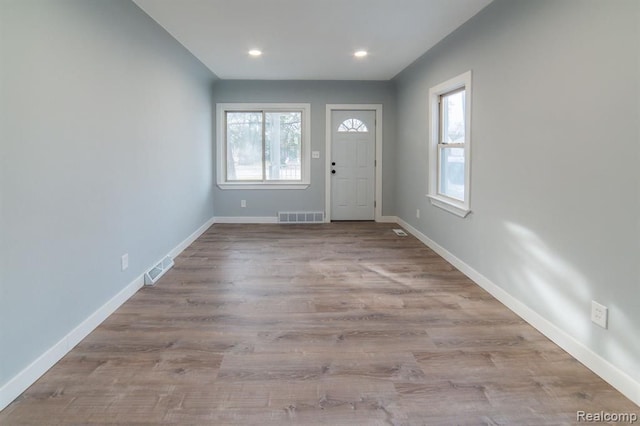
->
[428,71,472,217]
[438,88,466,201]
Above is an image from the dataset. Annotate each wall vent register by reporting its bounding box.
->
[278,211,325,224]
[144,256,174,286]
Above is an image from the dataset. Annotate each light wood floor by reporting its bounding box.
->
[1,223,637,425]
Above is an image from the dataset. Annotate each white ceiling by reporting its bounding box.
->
[132,0,493,80]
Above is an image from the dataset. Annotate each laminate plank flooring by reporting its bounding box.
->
[1,222,637,425]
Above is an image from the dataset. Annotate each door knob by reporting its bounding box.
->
[331,170,336,174]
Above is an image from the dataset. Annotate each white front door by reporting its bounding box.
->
[330,110,376,220]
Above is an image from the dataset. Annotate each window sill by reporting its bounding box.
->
[217,182,310,190]
[427,195,471,218]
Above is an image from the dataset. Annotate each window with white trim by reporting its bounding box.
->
[428,71,472,217]
[216,103,311,189]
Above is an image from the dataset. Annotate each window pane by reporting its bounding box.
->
[265,112,301,181]
[226,112,263,180]
[338,118,368,132]
[439,147,465,201]
[442,90,465,143]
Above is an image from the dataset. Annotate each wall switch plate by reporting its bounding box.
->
[312,151,320,159]
[121,253,129,271]
[416,209,420,219]
[241,200,246,208]
[591,301,608,329]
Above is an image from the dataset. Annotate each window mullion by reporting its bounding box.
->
[438,97,444,194]
[437,144,442,196]
[224,112,229,181]
[439,95,445,144]
[261,111,266,182]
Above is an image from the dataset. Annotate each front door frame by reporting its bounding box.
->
[325,104,383,222]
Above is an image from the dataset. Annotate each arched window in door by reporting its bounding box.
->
[338,118,368,132]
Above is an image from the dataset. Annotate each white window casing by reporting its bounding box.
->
[427,71,472,217]
[216,103,311,190]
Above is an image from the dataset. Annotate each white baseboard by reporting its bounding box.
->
[213,216,278,224]
[376,215,398,223]
[0,275,144,411]
[396,218,640,407]
[0,216,215,412]
[169,217,215,258]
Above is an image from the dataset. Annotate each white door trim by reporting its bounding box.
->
[325,104,383,222]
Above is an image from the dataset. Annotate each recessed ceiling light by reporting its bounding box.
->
[248,49,262,57]
[354,50,368,58]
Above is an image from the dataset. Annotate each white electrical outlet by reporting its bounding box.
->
[416,209,420,219]
[591,301,608,329]
[121,253,129,271]
[241,200,246,208]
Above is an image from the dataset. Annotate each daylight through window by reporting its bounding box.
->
[217,103,311,189]
[438,88,466,201]
[427,71,472,217]
[338,118,368,132]
[226,111,302,181]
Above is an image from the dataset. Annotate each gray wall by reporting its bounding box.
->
[394,0,640,383]
[212,80,396,217]
[0,0,217,386]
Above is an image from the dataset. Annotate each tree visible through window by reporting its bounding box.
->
[216,103,311,189]
[226,110,302,181]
